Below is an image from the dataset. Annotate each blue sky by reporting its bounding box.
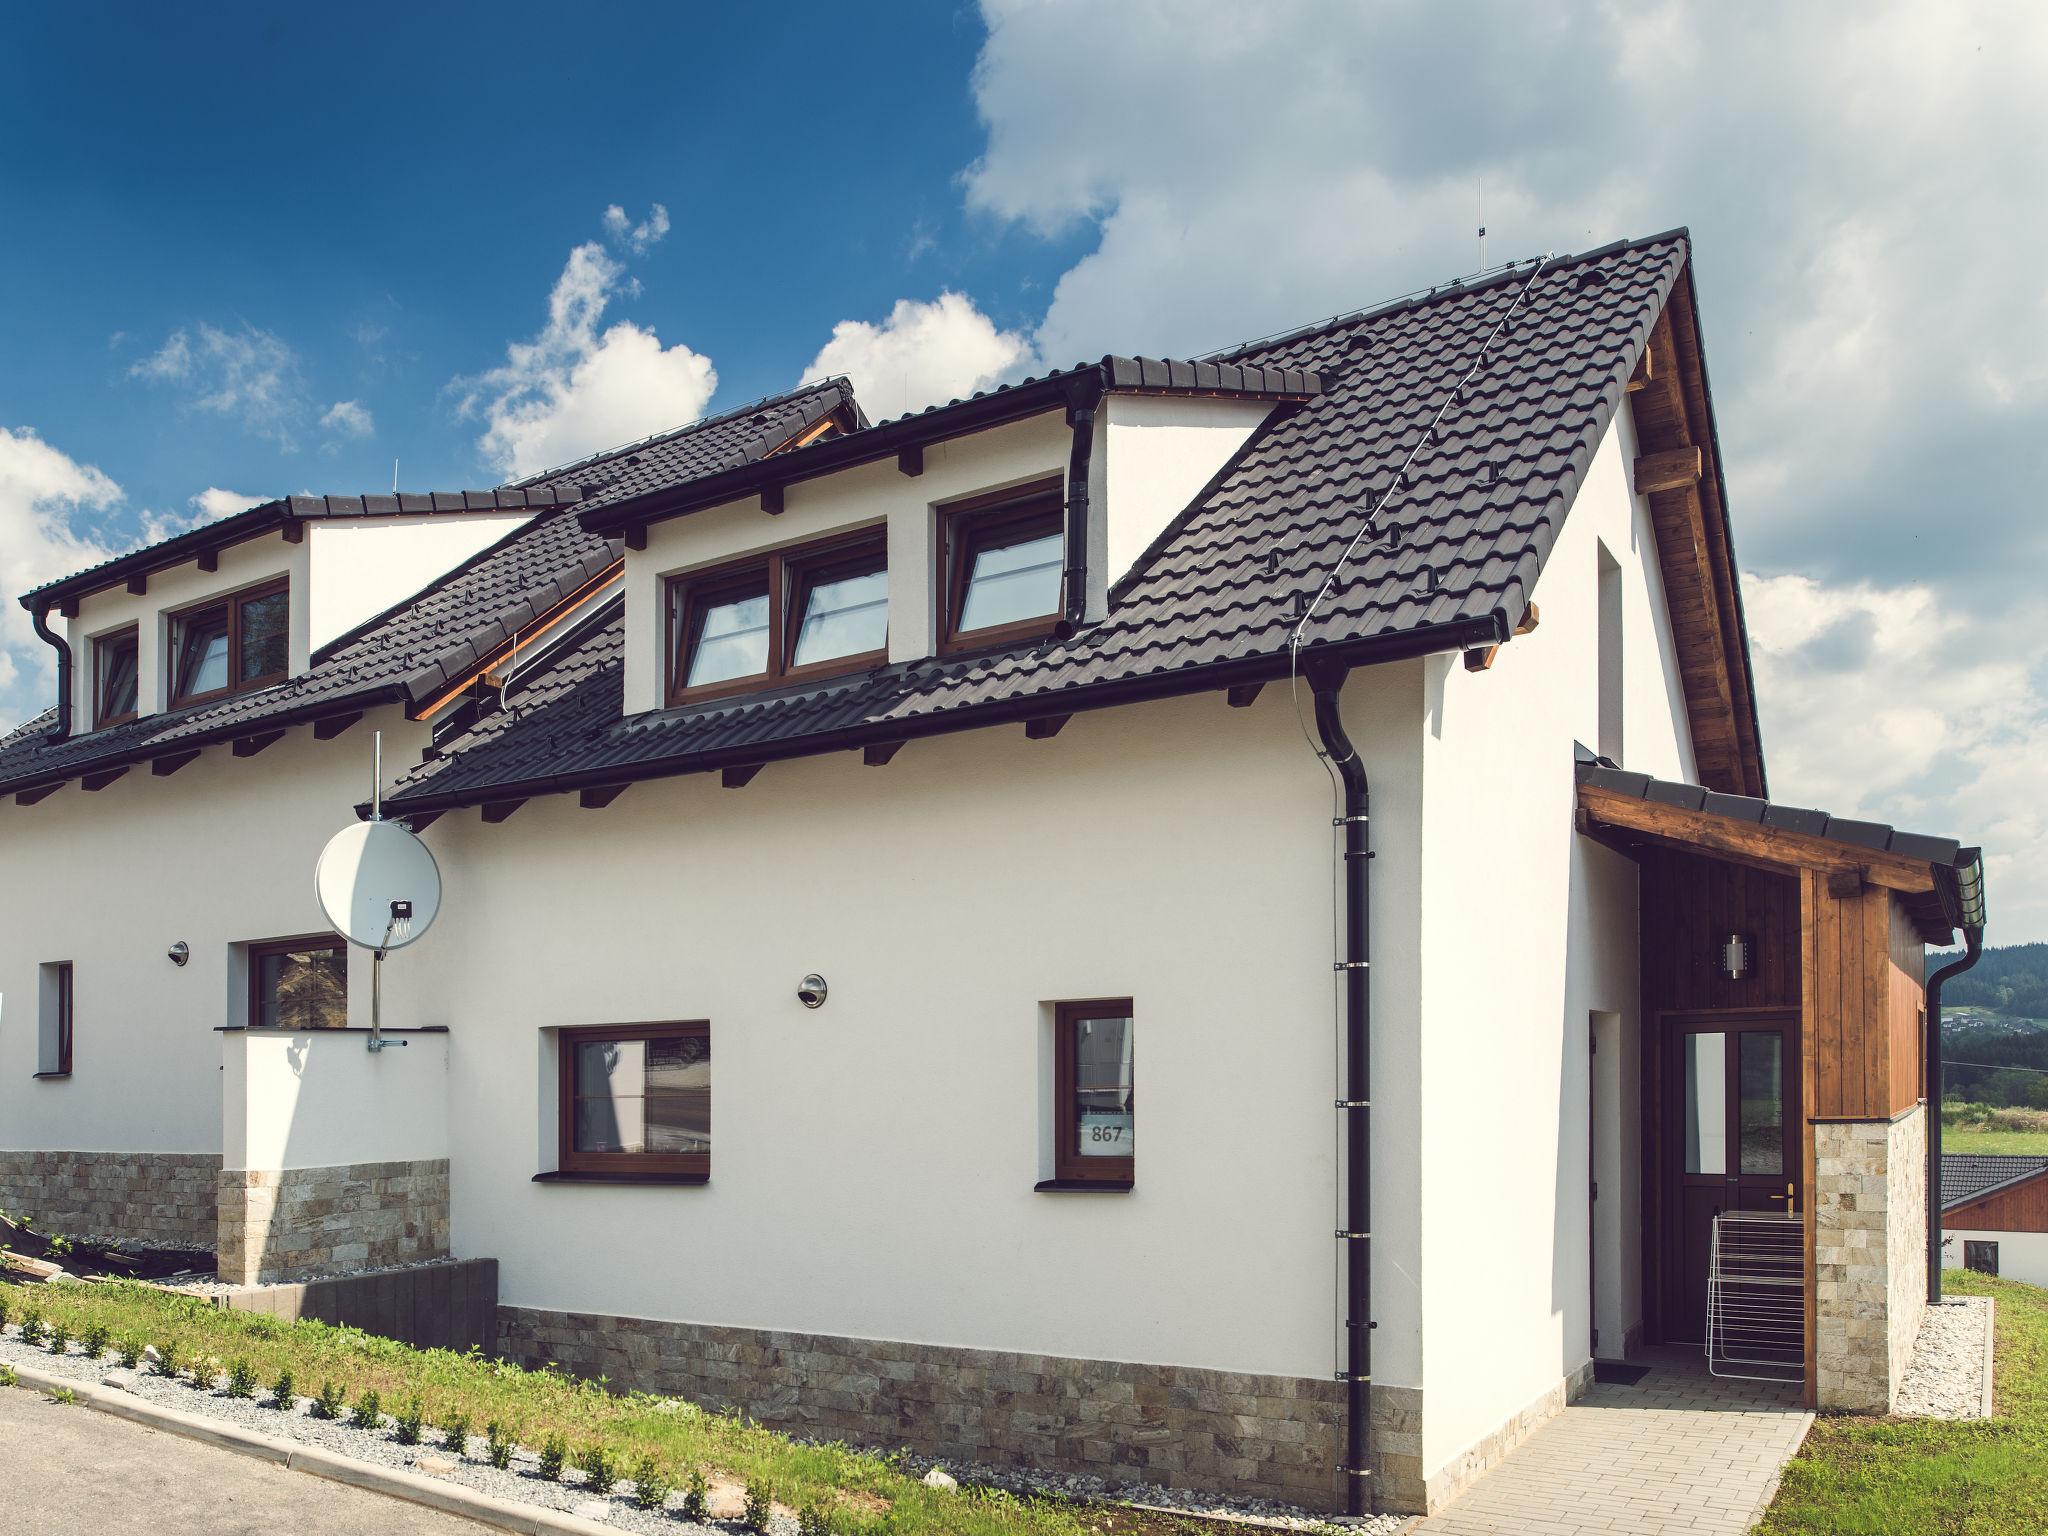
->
[3,3,2044,938]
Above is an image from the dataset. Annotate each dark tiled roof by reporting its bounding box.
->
[389,232,1704,812]
[1942,1154,2048,1212]
[0,381,853,797]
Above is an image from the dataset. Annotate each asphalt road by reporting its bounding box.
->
[0,1384,492,1535]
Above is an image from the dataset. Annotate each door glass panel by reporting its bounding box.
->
[1738,1031,1785,1175]
[1682,1031,1727,1175]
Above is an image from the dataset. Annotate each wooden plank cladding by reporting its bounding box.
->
[1640,846,1801,1014]
[1802,875,1926,1121]
[1946,1172,2048,1233]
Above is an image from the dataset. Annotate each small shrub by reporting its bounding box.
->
[578,1443,617,1495]
[439,1410,471,1457]
[349,1388,382,1431]
[681,1470,709,1521]
[629,1454,673,1510]
[45,1233,72,1258]
[46,1385,77,1405]
[116,1338,144,1370]
[45,1322,71,1354]
[188,1356,214,1391]
[799,1504,832,1536]
[0,1293,10,1328]
[150,1341,179,1377]
[744,1479,773,1533]
[225,1359,258,1399]
[0,1364,16,1388]
[394,1397,425,1445]
[485,1421,512,1469]
[78,1322,110,1360]
[15,1310,45,1347]
[312,1380,346,1420]
[538,1433,568,1482]
[270,1368,296,1409]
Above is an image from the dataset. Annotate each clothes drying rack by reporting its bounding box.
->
[1705,1209,1805,1383]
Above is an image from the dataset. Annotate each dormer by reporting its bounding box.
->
[579,358,1323,716]
[26,489,571,737]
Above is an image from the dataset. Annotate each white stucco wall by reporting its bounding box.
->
[223,1028,449,1171]
[1412,405,1697,1471]
[1092,394,1272,595]
[0,706,428,1155]
[1945,1227,2048,1287]
[307,512,532,651]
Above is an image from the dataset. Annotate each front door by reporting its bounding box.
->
[1663,1012,1800,1343]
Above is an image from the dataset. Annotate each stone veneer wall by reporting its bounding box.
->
[0,1149,220,1249]
[217,1158,449,1285]
[1814,1106,1927,1411]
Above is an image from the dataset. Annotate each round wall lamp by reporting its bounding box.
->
[797,974,828,1009]
[168,941,190,967]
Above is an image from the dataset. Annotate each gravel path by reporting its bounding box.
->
[1895,1296,1993,1419]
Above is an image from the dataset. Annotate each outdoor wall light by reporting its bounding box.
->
[1719,933,1752,982]
[167,941,190,967]
[798,974,829,1010]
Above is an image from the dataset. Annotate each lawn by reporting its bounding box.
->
[1757,1271,2045,1535]
[1944,1127,2048,1156]
[0,1278,1275,1536]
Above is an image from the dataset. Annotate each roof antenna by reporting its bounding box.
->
[1476,183,1486,271]
[392,458,399,495]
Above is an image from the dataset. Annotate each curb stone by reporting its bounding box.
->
[4,1359,620,1536]
[1981,1296,1996,1419]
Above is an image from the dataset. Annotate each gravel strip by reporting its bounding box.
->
[1895,1296,1993,1419]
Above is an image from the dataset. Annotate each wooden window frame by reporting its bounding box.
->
[247,934,349,1031]
[938,478,1065,657]
[36,961,74,1079]
[664,528,887,706]
[1053,998,1134,1185]
[557,1021,711,1179]
[167,576,290,709]
[92,625,140,729]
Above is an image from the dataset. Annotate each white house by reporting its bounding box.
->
[0,231,1990,1517]
[1942,1155,2048,1286]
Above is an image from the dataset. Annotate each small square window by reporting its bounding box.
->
[941,480,1066,654]
[174,605,231,702]
[36,961,73,1078]
[787,542,889,673]
[1053,999,1133,1185]
[248,936,349,1030]
[94,627,140,728]
[1964,1240,2000,1276]
[678,575,773,692]
[558,1023,711,1179]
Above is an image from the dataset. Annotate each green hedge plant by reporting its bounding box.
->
[629,1454,673,1510]
[270,1369,296,1409]
[349,1388,382,1431]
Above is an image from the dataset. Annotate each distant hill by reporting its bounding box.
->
[1933,942,2048,1108]
[1931,941,2048,1018]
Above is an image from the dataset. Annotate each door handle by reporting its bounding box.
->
[1765,1182,1796,1211]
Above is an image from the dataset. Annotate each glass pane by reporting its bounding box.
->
[1072,1014,1133,1159]
[685,588,771,687]
[959,527,1062,633]
[792,564,888,667]
[238,589,289,683]
[257,946,348,1030]
[176,611,230,698]
[98,637,138,720]
[1738,1032,1785,1175]
[575,1035,710,1155]
[1682,1031,1727,1175]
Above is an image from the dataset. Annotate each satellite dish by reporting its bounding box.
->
[315,819,441,952]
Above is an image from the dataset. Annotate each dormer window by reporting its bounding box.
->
[940,478,1065,655]
[667,528,887,705]
[169,578,289,708]
[92,626,139,729]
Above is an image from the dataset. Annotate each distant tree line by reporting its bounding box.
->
[1935,943,2048,1108]
[1934,941,2048,1019]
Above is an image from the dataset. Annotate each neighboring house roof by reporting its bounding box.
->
[386,230,1750,818]
[0,380,854,800]
[1942,1154,2048,1212]
[1575,752,1988,943]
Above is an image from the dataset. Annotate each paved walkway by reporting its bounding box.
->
[1411,1351,1813,1536]
[0,1384,491,1535]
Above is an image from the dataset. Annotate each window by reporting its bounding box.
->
[1053,999,1134,1185]
[558,1022,711,1179]
[248,936,349,1030]
[667,530,886,704]
[941,480,1065,654]
[93,626,140,728]
[169,579,290,707]
[36,962,73,1078]
[1964,1240,2000,1276]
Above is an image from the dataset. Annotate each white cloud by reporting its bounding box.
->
[139,486,268,545]
[321,399,374,439]
[800,292,1033,424]
[130,321,307,449]
[602,202,672,255]
[455,224,716,480]
[0,428,120,728]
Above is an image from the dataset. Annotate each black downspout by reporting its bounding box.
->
[1055,376,1103,639]
[1310,668,1372,1516]
[1926,925,1985,1303]
[28,600,72,741]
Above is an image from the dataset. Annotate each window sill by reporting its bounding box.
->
[1034,1178,1133,1193]
[31,1071,72,1081]
[531,1170,709,1187]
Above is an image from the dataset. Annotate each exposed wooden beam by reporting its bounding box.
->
[1462,645,1500,672]
[405,812,442,833]
[58,598,79,619]
[1826,869,1868,899]
[760,485,785,516]
[897,445,923,477]
[197,549,219,573]
[231,730,286,758]
[1633,447,1702,496]
[150,750,202,777]
[579,784,628,809]
[722,763,763,789]
[1025,714,1070,740]
[313,712,362,741]
[1226,683,1263,708]
[126,573,148,596]
[81,766,129,792]
[1577,782,1936,895]
[1626,347,1655,393]
[14,783,62,806]
[625,526,647,552]
[862,741,905,767]
[280,518,304,545]
[480,799,525,824]
[1514,602,1541,636]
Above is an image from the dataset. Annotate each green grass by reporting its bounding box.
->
[0,1279,1272,1536]
[1758,1271,2046,1535]
[1944,1127,2048,1156]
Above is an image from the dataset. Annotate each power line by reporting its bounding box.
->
[1946,1059,2048,1076]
